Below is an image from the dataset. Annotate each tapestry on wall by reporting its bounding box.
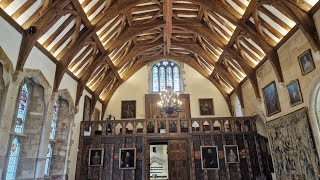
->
[266,107,320,179]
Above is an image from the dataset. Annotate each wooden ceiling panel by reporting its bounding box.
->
[1,0,319,106]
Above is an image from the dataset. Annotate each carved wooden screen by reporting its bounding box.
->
[168,140,190,180]
[145,94,191,119]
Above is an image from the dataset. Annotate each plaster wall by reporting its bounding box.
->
[106,64,231,119]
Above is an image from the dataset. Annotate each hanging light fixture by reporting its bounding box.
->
[157,86,183,114]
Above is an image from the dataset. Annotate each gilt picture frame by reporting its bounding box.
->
[298,49,316,76]
[287,79,303,107]
[224,145,240,163]
[262,81,281,117]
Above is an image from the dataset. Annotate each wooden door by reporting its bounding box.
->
[168,140,190,180]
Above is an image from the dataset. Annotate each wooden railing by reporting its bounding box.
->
[80,117,257,137]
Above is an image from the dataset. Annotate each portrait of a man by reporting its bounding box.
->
[88,148,104,166]
[121,100,136,119]
[287,80,303,106]
[119,148,136,169]
[224,145,240,163]
[201,146,219,169]
[298,49,316,75]
[199,98,214,115]
[262,81,281,116]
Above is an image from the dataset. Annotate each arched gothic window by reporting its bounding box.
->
[152,60,181,92]
[6,138,20,180]
[15,83,29,134]
[45,101,59,176]
[44,143,53,176]
[234,96,243,117]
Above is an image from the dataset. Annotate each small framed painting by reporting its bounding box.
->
[121,100,136,119]
[224,145,240,163]
[262,81,281,117]
[298,49,316,75]
[200,146,219,169]
[199,98,214,115]
[287,80,303,106]
[88,148,104,166]
[119,148,136,169]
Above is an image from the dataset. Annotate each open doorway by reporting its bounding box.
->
[150,142,169,180]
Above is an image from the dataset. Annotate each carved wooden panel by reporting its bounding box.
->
[168,140,190,180]
[145,94,191,119]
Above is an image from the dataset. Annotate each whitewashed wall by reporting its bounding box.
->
[0,16,102,180]
[106,63,231,119]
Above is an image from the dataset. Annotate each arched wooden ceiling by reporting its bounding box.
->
[0,0,319,114]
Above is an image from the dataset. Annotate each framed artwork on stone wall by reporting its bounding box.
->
[119,148,136,169]
[224,145,240,163]
[121,100,136,119]
[200,146,219,169]
[199,98,214,115]
[83,95,92,121]
[286,79,303,107]
[262,81,281,117]
[88,148,104,166]
[298,49,316,75]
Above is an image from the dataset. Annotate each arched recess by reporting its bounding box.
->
[307,75,320,158]
[0,47,14,125]
[234,96,243,117]
[6,68,51,179]
[46,89,75,179]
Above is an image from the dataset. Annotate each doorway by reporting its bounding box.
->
[150,142,169,180]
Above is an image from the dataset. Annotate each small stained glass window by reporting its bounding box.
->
[6,138,20,180]
[44,143,53,176]
[15,83,29,134]
[49,101,59,140]
[151,60,181,93]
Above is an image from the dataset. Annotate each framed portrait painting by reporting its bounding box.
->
[88,148,104,166]
[224,145,240,163]
[199,98,214,115]
[262,81,281,116]
[298,49,316,75]
[200,146,219,169]
[121,100,136,119]
[119,148,136,169]
[287,80,303,106]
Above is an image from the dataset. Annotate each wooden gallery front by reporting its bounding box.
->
[75,94,273,180]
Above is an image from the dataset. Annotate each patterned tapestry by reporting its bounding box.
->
[266,108,320,179]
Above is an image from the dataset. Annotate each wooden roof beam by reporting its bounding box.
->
[15,0,71,72]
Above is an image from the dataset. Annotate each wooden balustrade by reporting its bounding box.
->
[80,117,257,137]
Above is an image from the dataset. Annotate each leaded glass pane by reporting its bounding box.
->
[44,143,53,176]
[15,83,29,134]
[173,66,180,92]
[166,66,173,88]
[6,138,20,180]
[151,61,181,93]
[152,66,159,92]
[50,101,59,140]
[159,66,166,92]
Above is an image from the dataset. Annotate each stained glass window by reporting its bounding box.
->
[159,66,166,92]
[173,66,180,92]
[152,66,159,92]
[6,138,20,180]
[151,61,181,92]
[166,66,173,88]
[44,143,53,176]
[50,101,59,140]
[15,83,29,134]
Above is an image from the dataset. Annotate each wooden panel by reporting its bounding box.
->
[168,140,190,180]
[145,94,191,119]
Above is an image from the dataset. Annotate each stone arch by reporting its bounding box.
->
[46,89,75,179]
[252,109,268,137]
[307,74,320,158]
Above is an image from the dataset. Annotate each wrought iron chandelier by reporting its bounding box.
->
[157,86,183,114]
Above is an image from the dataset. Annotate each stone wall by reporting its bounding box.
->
[234,10,320,158]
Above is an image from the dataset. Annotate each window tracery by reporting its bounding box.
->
[152,61,181,93]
